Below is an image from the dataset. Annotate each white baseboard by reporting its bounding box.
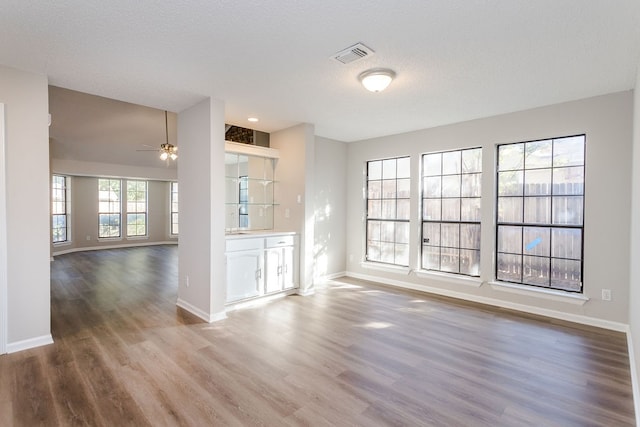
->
[346,271,628,332]
[314,271,347,288]
[7,334,54,353]
[296,287,315,296]
[52,240,178,257]
[176,298,227,323]
[625,327,640,427]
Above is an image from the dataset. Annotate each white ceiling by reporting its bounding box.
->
[2,1,640,143]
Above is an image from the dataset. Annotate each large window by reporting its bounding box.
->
[126,180,147,237]
[52,175,69,243]
[170,182,179,235]
[422,148,482,276]
[366,157,410,266]
[496,135,585,292]
[98,178,121,238]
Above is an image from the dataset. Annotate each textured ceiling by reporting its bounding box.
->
[2,1,640,143]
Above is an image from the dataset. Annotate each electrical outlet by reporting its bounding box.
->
[602,289,612,301]
[86,235,91,241]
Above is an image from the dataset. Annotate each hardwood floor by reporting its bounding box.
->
[0,245,635,426]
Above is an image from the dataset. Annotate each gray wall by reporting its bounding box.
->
[314,136,347,279]
[52,176,176,255]
[346,91,633,326]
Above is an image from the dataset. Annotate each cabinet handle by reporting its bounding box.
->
[256,268,262,280]
[277,265,282,276]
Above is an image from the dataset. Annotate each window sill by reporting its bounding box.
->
[53,241,72,248]
[489,281,589,305]
[415,270,482,287]
[97,237,123,242]
[126,236,149,241]
[361,261,411,275]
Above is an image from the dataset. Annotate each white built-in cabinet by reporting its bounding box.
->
[226,233,298,304]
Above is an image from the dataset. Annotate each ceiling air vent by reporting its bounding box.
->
[331,43,374,65]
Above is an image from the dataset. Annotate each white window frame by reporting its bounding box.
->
[170,181,178,236]
[126,180,148,238]
[52,174,70,244]
[98,178,122,239]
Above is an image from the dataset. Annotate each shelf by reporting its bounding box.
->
[225,203,279,207]
[226,176,276,182]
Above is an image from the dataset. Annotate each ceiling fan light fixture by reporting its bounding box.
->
[159,142,177,161]
[358,68,396,92]
[158,111,177,161]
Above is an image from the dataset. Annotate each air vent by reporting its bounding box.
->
[331,43,374,65]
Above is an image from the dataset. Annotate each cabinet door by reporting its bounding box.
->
[226,250,262,302]
[282,246,296,290]
[264,248,284,294]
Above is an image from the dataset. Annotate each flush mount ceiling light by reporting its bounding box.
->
[248,117,259,122]
[358,68,396,92]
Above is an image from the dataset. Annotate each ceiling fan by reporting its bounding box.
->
[137,110,178,161]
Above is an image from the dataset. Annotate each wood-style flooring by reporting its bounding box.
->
[0,245,635,426]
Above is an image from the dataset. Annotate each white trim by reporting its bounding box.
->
[489,281,589,305]
[361,261,411,275]
[626,327,640,427]
[51,240,177,257]
[7,334,54,353]
[0,104,6,354]
[225,289,296,312]
[96,237,123,243]
[313,271,347,288]
[296,287,315,296]
[225,140,280,159]
[346,271,627,332]
[415,269,483,287]
[176,298,227,323]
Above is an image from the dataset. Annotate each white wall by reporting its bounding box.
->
[176,97,226,322]
[51,158,177,182]
[0,65,52,351]
[628,69,640,419]
[314,136,348,279]
[346,91,633,327]
[271,123,315,292]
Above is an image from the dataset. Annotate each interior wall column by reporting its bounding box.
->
[0,104,7,354]
[176,97,227,322]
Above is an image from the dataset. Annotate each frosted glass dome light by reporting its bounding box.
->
[358,68,396,92]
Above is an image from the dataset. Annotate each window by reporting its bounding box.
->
[98,178,121,238]
[170,182,179,235]
[126,180,147,237]
[496,135,585,292]
[422,148,482,276]
[366,157,410,266]
[52,175,69,243]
